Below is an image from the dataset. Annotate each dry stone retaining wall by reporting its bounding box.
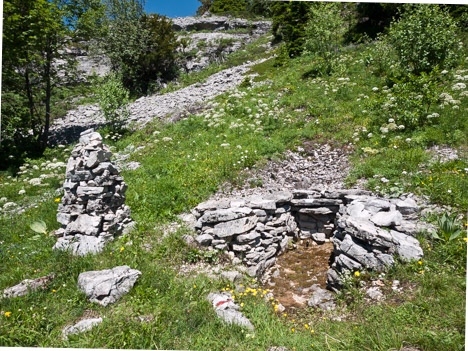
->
[192,189,425,290]
[53,129,134,256]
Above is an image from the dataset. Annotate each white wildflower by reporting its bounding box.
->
[452,83,466,91]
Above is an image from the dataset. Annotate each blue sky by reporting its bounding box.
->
[145,0,201,18]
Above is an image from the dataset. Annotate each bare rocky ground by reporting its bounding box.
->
[50,57,271,145]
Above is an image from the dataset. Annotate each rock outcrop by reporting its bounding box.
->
[190,189,425,290]
[171,15,271,33]
[77,266,141,306]
[53,129,134,256]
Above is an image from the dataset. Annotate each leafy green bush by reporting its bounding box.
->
[386,4,463,75]
[210,0,248,14]
[102,1,179,94]
[96,74,130,130]
[304,2,346,75]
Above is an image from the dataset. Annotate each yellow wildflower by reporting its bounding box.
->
[354,271,360,277]
[54,198,61,202]
[5,312,11,317]
[305,324,309,329]
[193,285,197,288]
[418,260,422,265]
[120,247,124,252]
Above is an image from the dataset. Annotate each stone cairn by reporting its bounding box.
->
[54,129,133,256]
[191,189,425,290]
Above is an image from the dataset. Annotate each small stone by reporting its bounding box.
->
[62,318,103,339]
[366,287,383,301]
[196,233,213,246]
[308,285,336,311]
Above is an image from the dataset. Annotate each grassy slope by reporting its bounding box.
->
[0,37,466,350]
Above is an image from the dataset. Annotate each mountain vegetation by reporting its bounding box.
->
[0,2,467,350]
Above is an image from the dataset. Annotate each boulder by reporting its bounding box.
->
[77,266,141,306]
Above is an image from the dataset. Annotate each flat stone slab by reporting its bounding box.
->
[77,266,141,306]
[213,216,258,238]
[62,317,103,339]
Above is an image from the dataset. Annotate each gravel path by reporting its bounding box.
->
[49,57,270,145]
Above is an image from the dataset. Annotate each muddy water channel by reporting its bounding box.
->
[262,241,334,312]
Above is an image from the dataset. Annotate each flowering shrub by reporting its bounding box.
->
[364,71,443,142]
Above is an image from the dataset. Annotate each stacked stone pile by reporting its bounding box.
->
[193,191,298,277]
[53,129,133,256]
[192,189,425,289]
[327,195,424,291]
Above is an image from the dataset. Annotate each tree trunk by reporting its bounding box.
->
[40,42,52,151]
[24,69,39,138]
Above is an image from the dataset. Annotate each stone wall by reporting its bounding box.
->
[53,129,133,255]
[191,189,425,290]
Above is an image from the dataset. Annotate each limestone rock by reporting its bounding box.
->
[196,233,214,247]
[62,318,103,339]
[370,210,403,227]
[1,274,55,298]
[213,216,258,238]
[307,285,336,311]
[207,292,254,330]
[53,235,109,256]
[77,266,141,306]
